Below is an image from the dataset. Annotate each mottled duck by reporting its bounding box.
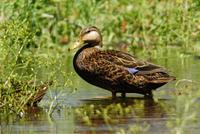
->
[4,80,53,106]
[73,26,175,98]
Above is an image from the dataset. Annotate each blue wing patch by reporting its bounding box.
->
[127,68,139,74]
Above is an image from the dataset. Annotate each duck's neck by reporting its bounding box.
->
[73,43,93,72]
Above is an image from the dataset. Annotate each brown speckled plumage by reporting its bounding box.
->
[73,26,175,98]
[9,80,53,106]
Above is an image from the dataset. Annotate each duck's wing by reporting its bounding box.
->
[82,49,175,90]
[100,50,168,75]
[85,51,145,86]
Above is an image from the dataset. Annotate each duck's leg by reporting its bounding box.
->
[121,92,126,98]
[144,91,153,99]
[112,91,116,99]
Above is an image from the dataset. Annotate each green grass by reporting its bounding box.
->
[0,0,200,133]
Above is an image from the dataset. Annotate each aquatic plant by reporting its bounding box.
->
[0,1,75,114]
[74,99,164,133]
[166,80,200,134]
[117,123,150,134]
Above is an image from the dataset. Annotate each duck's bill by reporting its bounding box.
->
[68,41,83,51]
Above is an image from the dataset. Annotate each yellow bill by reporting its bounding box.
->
[68,40,83,51]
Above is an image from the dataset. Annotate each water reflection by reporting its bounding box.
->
[0,96,172,134]
[75,97,172,134]
[0,106,75,134]
[81,97,168,118]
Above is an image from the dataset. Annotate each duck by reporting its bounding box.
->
[26,80,53,106]
[2,79,53,106]
[72,26,175,99]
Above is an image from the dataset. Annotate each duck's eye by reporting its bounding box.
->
[85,30,91,34]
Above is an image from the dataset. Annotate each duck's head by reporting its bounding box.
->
[72,26,102,49]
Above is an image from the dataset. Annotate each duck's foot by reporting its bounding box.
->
[121,92,126,98]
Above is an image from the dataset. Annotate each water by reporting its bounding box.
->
[1,47,200,134]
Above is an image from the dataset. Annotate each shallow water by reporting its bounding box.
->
[1,47,200,134]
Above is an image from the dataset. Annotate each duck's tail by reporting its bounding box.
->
[150,76,176,84]
[145,76,175,90]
